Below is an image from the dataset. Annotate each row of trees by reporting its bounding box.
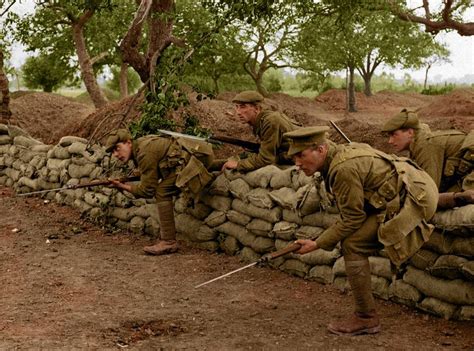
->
[0,0,472,121]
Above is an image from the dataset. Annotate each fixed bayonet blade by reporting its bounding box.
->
[157,129,221,145]
[16,186,70,197]
[195,262,258,288]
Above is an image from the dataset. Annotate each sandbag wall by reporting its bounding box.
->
[0,124,473,321]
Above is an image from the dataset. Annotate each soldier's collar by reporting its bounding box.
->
[321,140,337,177]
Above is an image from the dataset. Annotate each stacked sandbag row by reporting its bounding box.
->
[1,124,472,320]
[397,205,474,320]
[0,124,162,236]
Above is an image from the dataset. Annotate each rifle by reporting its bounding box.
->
[329,121,351,143]
[195,242,302,288]
[16,175,140,197]
[157,129,260,153]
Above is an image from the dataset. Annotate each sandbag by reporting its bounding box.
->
[187,202,213,220]
[295,247,340,266]
[431,205,474,234]
[270,167,293,189]
[369,256,392,280]
[371,275,390,300]
[200,194,232,211]
[207,173,230,196]
[244,165,281,188]
[460,261,474,281]
[308,265,334,284]
[226,209,251,226]
[417,297,457,320]
[229,178,250,200]
[269,187,297,209]
[389,280,422,307]
[239,246,261,263]
[232,198,281,223]
[409,249,439,270]
[296,183,321,216]
[247,218,273,237]
[279,259,310,278]
[404,266,474,305]
[175,213,203,236]
[302,211,339,228]
[295,225,324,240]
[272,221,298,240]
[220,235,240,256]
[246,188,273,209]
[204,210,227,228]
[429,255,468,280]
[282,209,303,225]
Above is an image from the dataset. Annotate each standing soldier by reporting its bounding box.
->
[105,129,215,255]
[284,126,438,336]
[219,90,300,172]
[382,109,474,208]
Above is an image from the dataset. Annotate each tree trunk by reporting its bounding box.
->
[0,49,12,123]
[119,62,129,98]
[423,64,432,90]
[362,74,372,97]
[347,65,357,112]
[255,77,269,97]
[71,11,108,109]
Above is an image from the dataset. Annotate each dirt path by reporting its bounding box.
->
[1,186,473,350]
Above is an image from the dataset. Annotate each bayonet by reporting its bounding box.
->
[157,129,260,152]
[195,242,301,288]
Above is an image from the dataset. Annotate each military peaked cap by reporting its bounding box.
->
[382,109,420,132]
[105,129,132,152]
[232,90,264,104]
[284,126,330,156]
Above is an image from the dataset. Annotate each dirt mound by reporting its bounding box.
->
[418,88,474,118]
[9,92,94,144]
[63,93,145,143]
[315,89,434,113]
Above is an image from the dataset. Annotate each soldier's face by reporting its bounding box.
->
[387,129,415,152]
[235,103,260,125]
[112,140,133,162]
[294,145,327,176]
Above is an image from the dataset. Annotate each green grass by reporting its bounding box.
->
[282,89,319,98]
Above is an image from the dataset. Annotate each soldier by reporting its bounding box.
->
[219,90,300,172]
[105,129,215,255]
[284,126,438,336]
[382,109,474,208]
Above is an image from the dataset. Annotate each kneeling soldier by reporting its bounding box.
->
[284,127,438,336]
[382,109,474,208]
[105,129,215,255]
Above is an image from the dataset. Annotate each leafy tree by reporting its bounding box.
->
[237,5,301,96]
[174,0,247,95]
[22,54,72,92]
[0,0,17,122]
[16,0,135,108]
[106,65,141,97]
[421,47,451,90]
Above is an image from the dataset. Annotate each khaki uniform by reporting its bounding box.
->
[315,142,438,266]
[130,135,214,201]
[409,125,473,192]
[236,110,300,172]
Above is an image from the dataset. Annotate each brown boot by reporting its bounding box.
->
[143,240,178,255]
[143,200,178,255]
[328,311,380,336]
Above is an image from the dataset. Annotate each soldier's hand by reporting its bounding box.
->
[221,160,238,171]
[454,190,474,206]
[295,239,318,254]
[109,180,132,193]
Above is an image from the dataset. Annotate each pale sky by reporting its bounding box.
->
[7,1,474,83]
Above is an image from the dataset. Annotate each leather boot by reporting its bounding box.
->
[143,200,178,255]
[328,255,381,336]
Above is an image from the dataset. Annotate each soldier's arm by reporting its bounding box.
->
[236,117,280,172]
[315,166,367,251]
[411,141,444,189]
[129,147,162,198]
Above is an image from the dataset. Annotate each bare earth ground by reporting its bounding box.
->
[3,88,474,349]
[1,186,474,350]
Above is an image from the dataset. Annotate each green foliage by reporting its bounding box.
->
[182,114,211,138]
[22,54,72,92]
[421,83,456,95]
[105,65,141,94]
[263,69,283,92]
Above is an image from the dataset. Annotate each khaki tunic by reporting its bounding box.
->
[315,142,438,266]
[410,125,473,192]
[236,110,300,172]
[129,135,214,201]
